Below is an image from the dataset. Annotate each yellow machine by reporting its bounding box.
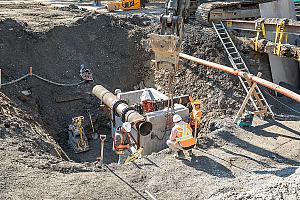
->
[106,0,146,12]
[68,116,89,153]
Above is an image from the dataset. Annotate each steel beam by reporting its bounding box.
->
[223,18,300,35]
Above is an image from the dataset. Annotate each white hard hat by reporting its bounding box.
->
[173,114,182,123]
[122,122,131,132]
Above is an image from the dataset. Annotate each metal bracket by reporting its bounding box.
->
[121,106,136,122]
[80,68,93,81]
[149,34,181,72]
[112,99,127,126]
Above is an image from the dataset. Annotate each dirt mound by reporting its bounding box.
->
[152,23,246,133]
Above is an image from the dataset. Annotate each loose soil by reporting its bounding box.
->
[0,1,299,200]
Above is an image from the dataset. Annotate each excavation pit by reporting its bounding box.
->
[0,14,154,163]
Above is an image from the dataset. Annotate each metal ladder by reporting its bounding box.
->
[212,21,274,117]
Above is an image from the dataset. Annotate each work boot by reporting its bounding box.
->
[188,149,194,157]
[174,150,185,159]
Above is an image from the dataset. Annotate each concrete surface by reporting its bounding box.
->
[260,0,300,89]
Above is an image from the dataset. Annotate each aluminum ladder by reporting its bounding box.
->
[212,21,274,117]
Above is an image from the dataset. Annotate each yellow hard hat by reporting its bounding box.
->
[193,100,201,105]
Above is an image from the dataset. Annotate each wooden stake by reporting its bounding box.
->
[234,72,262,123]
[29,67,33,76]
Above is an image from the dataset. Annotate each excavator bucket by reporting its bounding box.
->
[149,34,181,72]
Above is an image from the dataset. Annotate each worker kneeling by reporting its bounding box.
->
[113,122,135,165]
[167,114,196,159]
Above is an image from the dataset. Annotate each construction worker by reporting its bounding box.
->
[113,122,133,165]
[166,114,196,159]
[189,100,202,138]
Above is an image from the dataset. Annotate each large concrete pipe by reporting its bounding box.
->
[92,85,152,136]
[179,53,300,103]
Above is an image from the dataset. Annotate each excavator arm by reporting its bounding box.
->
[150,0,279,65]
[150,0,193,71]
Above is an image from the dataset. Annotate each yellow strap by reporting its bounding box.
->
[261,22,266,38]
[254,19,266,51]
[124,148,143,164]
[254,30,260,51]
[79,127,83,141]
[274,21,286,56]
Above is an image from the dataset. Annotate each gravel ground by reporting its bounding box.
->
[0,1,299,200]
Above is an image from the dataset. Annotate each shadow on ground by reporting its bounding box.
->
[183,156,235,178]
[216,129,300,166]
[254,166,298,177]
[246,119,300,140]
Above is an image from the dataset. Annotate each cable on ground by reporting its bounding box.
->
[105,164,148,200]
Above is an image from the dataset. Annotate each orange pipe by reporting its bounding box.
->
[179,53,300,103]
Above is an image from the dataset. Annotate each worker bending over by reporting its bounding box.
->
[167,114,196,159]
[189,100,202,138]
[113,122,133,165]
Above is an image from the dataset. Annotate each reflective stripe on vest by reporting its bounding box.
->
[190,109,202,126]
[176,124,193,142]
[113,131,124,151]
[192,110,201,121]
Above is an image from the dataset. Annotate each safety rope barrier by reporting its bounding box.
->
[32,74,85,86]
[0,67,86,88]
[0,74,29,86]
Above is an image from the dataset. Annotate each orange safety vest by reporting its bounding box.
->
[113,129,130,152]
[175,123,196,148]
[189,109,202,128]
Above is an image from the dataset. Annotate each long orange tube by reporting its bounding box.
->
[179,53,300,103]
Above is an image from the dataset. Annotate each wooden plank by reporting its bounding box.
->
[55,95,84,103]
